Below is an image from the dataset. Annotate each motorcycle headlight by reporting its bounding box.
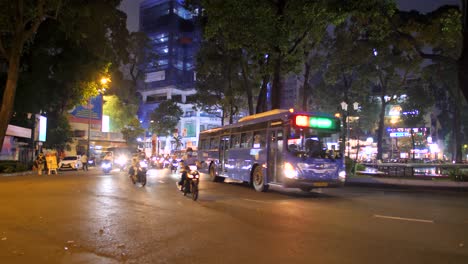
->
[284,162,298,179]
[189,165,197,171]
[116,156,127,165]
[338,170,346,182]
[139,161,148,168]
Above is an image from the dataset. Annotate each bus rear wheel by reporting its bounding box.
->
[252,166,269,192]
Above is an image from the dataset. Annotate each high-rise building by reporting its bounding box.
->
[138,0,220,153]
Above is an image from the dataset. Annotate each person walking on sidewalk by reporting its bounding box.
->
[81,153,88,171]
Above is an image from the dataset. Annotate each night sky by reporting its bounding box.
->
[118,0,461,32]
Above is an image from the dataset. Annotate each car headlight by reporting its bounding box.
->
[338,170,346,182]
[284,162,298,179]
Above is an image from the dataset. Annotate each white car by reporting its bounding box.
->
[58,156,83,171]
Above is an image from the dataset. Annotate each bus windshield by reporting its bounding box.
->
[286,127,341,158]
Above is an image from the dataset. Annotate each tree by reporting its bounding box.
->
[103,94,139,132]
[0,0,62,151]
[193,40,247,124]
[197,0,343,112]
[121,117,145,148]
[384,5,465,161]
[0,0,130,151]
[149,100,183,137]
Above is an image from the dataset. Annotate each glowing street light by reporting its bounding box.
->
[87,76,111,158]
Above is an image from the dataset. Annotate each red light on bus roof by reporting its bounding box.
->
[295,115,309,127]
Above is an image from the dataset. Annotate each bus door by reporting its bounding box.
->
[219,135,230,176]
[267,128,283,183]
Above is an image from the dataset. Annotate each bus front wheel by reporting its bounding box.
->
[252,166,269,192]
[209,166,224,182]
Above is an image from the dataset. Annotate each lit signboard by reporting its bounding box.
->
[388,127,429,138]
[102,115,110,132]
[38,115,47,142]
[295,115,337,130]
[389,132,410,138]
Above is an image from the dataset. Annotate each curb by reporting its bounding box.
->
[0,170,36,177]
[346,177,468,191]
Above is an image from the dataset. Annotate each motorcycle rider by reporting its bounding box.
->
[177,147,198,191]
[128,157,141,184]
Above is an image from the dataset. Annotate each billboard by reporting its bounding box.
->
[68,94,103,125]
[385,104,402,117]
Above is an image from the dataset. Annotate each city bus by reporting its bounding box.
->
[197,109,346,192]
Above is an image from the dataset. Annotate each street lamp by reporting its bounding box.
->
[352,102,361,162]
[87,77,110,158]
[340,101,348,157]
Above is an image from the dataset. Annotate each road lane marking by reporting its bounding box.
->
[373,214,434,224]
[243,199,271,204]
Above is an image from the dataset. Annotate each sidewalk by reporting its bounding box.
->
[346,175,468,191]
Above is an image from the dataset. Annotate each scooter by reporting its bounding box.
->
[101,160,112,174]
[129,160,147,187]
[179,165,200,201]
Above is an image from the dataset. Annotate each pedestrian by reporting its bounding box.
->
[36,153,45,175]
[81,153,88,171]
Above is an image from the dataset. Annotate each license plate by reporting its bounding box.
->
[313,182,328,187]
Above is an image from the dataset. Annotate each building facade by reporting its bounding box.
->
[138,0,221,152]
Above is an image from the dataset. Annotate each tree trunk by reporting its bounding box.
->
[0,45,22,151]
[453,108,463,162]
[240,54,254,115]
[302,57,311,111]
[256,75,269,114]
[376,98,387,161]
[271,56,282,109]
[459,0,468,102]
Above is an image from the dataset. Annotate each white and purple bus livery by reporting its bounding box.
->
[197,109,346,192]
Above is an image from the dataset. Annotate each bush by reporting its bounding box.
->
[345,157,366,175]
[448,168,468,182]
[0,161,30,173]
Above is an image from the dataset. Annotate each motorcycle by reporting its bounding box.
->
[129,159,147,187]
[179,165,200,201]
[170,158,179,174]
[101,160,112,174]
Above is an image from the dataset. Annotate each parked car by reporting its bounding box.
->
[58,156,83,171]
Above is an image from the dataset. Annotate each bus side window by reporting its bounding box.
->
[231,134,240,148]
[200,139,208,150]
[210,137,219,150]
[240,132,252,148]
[221,136,230,150]
[253,131,266,148]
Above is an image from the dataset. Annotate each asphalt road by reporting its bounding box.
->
[1,167,467,264]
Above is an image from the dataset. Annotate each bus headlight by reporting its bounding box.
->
[338,170,346,182]
[284,162,298,179]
